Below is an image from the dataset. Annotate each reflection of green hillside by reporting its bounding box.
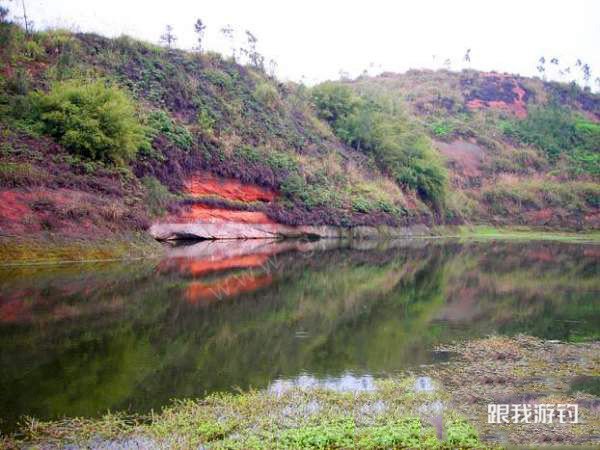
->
[438,242,600,341]
[0,240,598,431]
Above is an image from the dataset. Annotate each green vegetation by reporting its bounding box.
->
[454,225,600,242]
[28,80,145,165]
[0,19,599,234]
[6,381,483,449]
[502,104,600,176]
[482,179,599,215]
[253,81,280,109]
[0,233,162,264]
[312,82,447,207]
[231,144,405,215]
[141,176,177,216]
[0,162,48,186]
[430,119,455,139]
[146,109,193,150]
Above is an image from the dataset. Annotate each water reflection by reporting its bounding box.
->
[269,373,377,394]
[414,376,435,393]
[0,238,598,431]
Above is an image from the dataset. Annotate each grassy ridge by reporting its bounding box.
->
[0,22,418,230]
[0,21,599,238]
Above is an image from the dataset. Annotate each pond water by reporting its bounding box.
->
[0,238,598,433]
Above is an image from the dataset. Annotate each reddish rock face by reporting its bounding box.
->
[465,73,529,118]
[184,172,277,203]
[173,204,275,225]
[156,172,281,234]
[1,191,32,224]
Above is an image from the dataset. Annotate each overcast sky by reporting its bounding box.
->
[5,0,600,86]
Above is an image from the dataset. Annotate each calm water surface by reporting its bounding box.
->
[0,238,598,432]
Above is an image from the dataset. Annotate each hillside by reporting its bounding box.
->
[0,23,599,247]
[342,70,600,228]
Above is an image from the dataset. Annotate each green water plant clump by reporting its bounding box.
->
[6,384,485,449]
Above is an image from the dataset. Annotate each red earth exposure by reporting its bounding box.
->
[466,74,528,119]
[184,172,277,203]
[173,204,275,225]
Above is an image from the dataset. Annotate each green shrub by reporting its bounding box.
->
[235,145,261,163]
[569,149,600,176]
[203,68,234,91]
[265,150,299,173]
[30,80,145,164]
[40,31,80,81]
[254,82,280,109]
[503,105,575,161]
[357,419,438,449]
[503,105,600,176]
[352,196,372,213]
[280,419,355,449]
[40,29,77,53]
[196,108,215,135]
[146,110,193,150]
[445,419,480,448]
[430,119,455,139]
[280,173,336,209]
[312,84,447,207]
[280,173,307,200]
[6,68,31,96]
[311,82,357,123]
[142,176,174,216]
[22,39,44,60]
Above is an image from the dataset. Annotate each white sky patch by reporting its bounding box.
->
[4,0,600,87]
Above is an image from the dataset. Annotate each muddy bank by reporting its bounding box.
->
[421,336,600,447]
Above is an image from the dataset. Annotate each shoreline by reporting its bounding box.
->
[0,226,599,265]
[2,336,597,449]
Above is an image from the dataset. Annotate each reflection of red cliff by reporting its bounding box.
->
[161,254,270,277]
[0,298,31,323]
[185,273,273,305]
